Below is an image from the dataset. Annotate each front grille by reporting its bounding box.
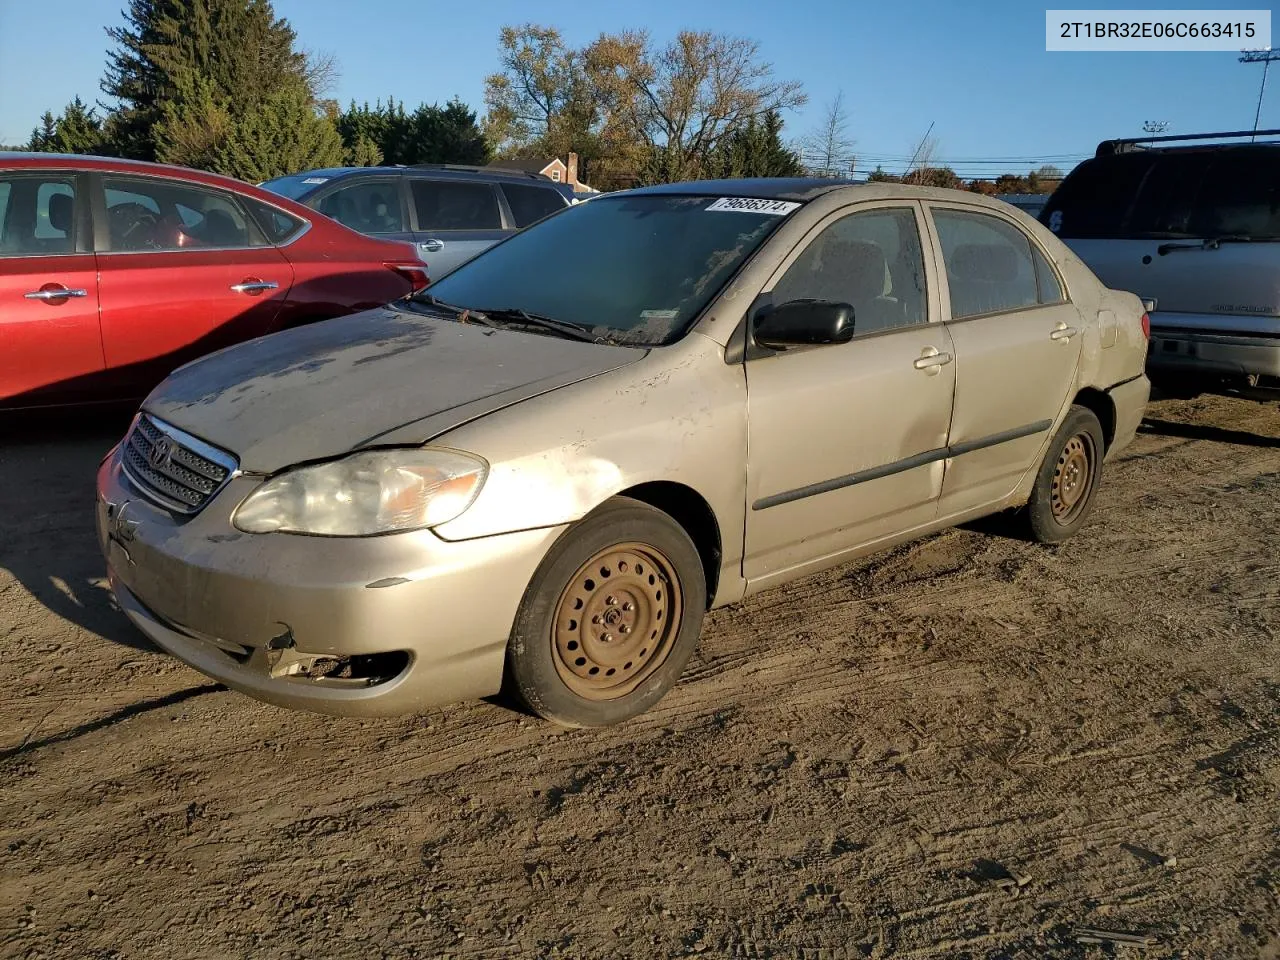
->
[121,414,238,515]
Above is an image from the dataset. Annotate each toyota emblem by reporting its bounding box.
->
[149,435,173,470]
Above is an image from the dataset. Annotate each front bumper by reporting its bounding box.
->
[97,449,567,716]
[1148,329,1280,380]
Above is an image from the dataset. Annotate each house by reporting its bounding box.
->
[487,151,600,197]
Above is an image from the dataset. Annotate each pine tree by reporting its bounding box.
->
[211,83,345,181]
[27,98,104,154]
[707,111,804,180]
[102,0,338,176]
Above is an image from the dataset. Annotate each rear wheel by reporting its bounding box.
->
[1022,405,1105,544]
[505,497,706,727]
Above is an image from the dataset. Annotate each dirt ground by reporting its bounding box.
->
[1,394,1277,960]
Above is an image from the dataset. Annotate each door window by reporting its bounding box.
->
[770,207,927,336]
[0,176,77,255]
[412,179,502,231]
[500,182,566,228]
[243,197,307,244]
[933,210,1043,319]
[103,176,256,252]
[314,180,404,234]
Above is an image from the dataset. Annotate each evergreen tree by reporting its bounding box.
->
[27,98,104,154]
[335,98,490,166]
[707,111,804,179]
[211,83,345,181]
[102,0,338,176]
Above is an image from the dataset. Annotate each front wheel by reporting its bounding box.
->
[1022,405,1105,544]
[505,497,707,727]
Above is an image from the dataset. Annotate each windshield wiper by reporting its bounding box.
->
[403,293,500,329]
[1158,235,1256,256]
[477,307,603,343]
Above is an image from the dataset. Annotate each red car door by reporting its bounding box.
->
[94,173,293,393]
[0,171,105,408]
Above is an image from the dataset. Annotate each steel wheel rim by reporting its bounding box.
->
[551,542,683,701]
[1050,432,1095,523]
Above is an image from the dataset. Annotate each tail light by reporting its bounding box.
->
[1140,312,1150,340]
[387,262,429,293]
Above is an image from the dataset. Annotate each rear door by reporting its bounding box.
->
[408,177,507,276]
[94,173,293,394]
[0,170,105,407]
[927,204,1083,515]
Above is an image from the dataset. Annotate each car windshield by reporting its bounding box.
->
[420,193,797,345]
[259,173,333,201]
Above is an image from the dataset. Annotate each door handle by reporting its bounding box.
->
[913,347,953,374]
[419,239,445,253]
[230,280,280,295]
[24,286,87,301]
[1050,323,1079,341]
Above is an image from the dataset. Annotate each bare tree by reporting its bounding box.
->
[800,90,855,177]
[586,30,807,183]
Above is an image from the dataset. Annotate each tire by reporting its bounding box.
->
[1022,405,1105,545]
[505,496,707,727]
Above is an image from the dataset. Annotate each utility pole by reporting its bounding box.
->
[1142,120,1169,146]
[1240,49,1280,141]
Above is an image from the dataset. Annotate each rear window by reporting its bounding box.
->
[1043,147,1280,241]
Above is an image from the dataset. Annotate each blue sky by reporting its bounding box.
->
[0,0,1274,176]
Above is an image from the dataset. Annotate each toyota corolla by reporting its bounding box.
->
[97,179,1150,727]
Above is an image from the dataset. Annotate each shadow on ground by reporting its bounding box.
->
[0,408,155,652]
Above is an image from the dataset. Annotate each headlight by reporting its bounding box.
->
[232,448,487,536]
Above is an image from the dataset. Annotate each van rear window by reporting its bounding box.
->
[1042,148,1280,241]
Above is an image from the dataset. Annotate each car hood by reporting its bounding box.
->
[142,306,644,473]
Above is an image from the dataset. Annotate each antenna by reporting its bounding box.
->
[1240,49,1280,141]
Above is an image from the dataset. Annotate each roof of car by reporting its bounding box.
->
[266,164,561,184]
[623,177,859,201]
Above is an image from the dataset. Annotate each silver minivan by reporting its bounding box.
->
[1041,131,1280,400]
[261,164,572,277]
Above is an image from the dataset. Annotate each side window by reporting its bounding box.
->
[0,176,77,256]
[933,210,1040,319]
[35,182,76,241]
[314,180,404,234]
[411,179,503,231]
[500,183,565,228]
[771,207,928,337]
[243,197,307,244]
[1031,244,1064,304]
[103,176,254,252]
[1040,154,1153,239]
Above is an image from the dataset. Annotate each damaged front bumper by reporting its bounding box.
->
[96,449,566,716]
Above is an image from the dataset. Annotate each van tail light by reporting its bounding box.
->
[1140,312,1150,340]
[387,262,430,293]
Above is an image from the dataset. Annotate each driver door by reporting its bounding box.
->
[743,202,956,590]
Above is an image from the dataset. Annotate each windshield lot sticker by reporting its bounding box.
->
[706,197,800,216]
[640,309,679,321]
[302,177,329,185]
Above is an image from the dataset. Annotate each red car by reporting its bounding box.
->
[0,152,428,410]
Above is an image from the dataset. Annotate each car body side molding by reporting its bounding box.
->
[752,419,1053,511]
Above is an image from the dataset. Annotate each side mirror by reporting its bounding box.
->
[753,299,855,349]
